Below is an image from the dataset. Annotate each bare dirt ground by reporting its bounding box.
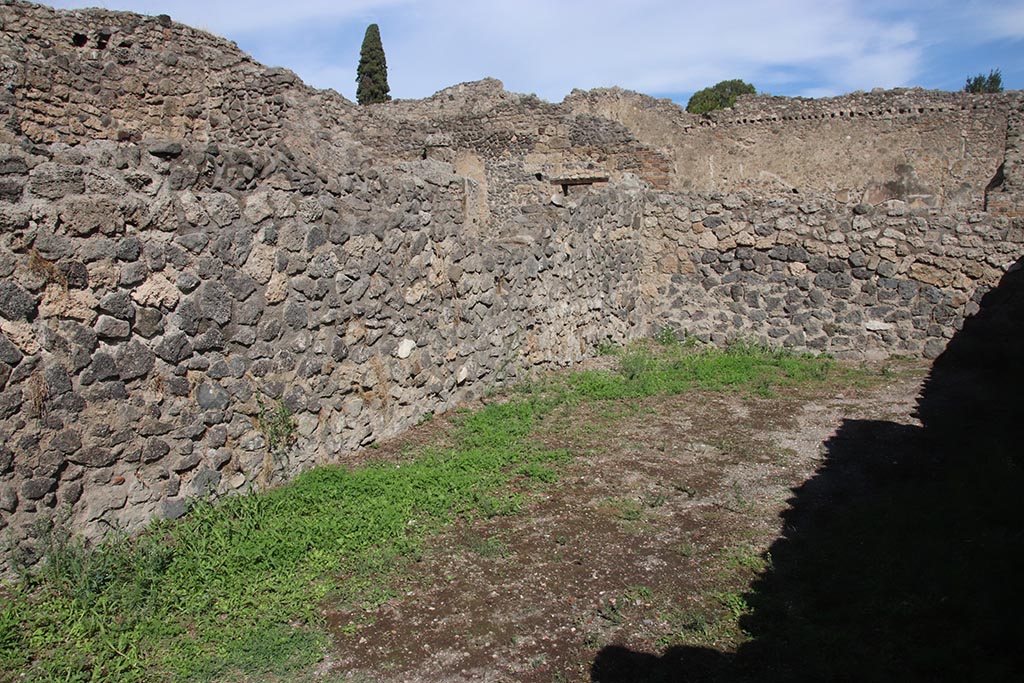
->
[312,363,929,683]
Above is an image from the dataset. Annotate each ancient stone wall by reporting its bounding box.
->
[355,79,675,230]
[0,135,647,567]
[2,1,289,145]
[0,0,382,201]
[0,1,1022,564]
[987,103,1024,216]
[566,88,1019,211]
[637,191,1020,359]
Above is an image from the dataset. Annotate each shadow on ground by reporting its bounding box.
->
[592,258,1024,682]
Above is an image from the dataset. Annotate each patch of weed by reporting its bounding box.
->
[256,398,298,453]
[466,533,507,559]
[625,585,654,603]
[657,608,713,646]
[597,598,625,625]
[472,492,522,519]
[27,248,67,289]
[600,497,644,521]
[516,462,559,483]
[641,491,668,509]
[654,325,679,346]
[675,541,697,558]
[725,544,770,573]
[568,338,844,403]
[716,590,751,620]
[658,597,749,649]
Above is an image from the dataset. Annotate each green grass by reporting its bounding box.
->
[1,337,848,682]
[567,338,837,401]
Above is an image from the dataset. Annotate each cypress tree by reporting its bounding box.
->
[356,24,391,105]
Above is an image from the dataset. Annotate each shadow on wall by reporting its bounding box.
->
[591,256,1024,682]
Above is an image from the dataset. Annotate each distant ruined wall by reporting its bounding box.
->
[355,79,674,229]
[986,106,1024,216]
[358,81,1020,233]
[566,88,1019,212]
[0,0,1022,565]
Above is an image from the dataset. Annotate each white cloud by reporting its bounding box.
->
[983,4,1024,39]
[373,0,923,100]
[48,0,412,34]
[43,0,1018,101]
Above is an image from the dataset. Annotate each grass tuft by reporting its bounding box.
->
[567,339,835,402]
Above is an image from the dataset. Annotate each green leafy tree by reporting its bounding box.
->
[964,69,1003,93]
[686,79,756,115]
[356,23,391,105]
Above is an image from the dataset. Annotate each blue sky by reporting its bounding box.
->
[45,1,1023,104]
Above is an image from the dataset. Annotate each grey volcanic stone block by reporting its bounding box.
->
[95,315,131,339]
[192,327,225,352]
[0,156,28,175]
[49,429,82,454]
[87,352,119,382]
[115,237,142,262]
[0,389,22,420]
[28,164,84,198]
[148,141,184,159]
[0,178,24,203]
[21,477,56,500]
[177,272,201,293]
[99,291,135,321]
[189,466,221,496]
[0,486,17,512]
[162,498,188,519]
[133,308,165,338]
[198,282,232,325]
[142,438,170,463]
[57,260,89,289]
[196,381,230,410]
[0,282,36,321]
[117,340,156,380]
[0,332,23,365]
[155,332,193,364]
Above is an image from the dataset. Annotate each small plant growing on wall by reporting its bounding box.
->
[654,325,679,346]
[964,68,1002,93]
[256,398,297,454]
[686,79,756,115]
[26,248,67,289]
